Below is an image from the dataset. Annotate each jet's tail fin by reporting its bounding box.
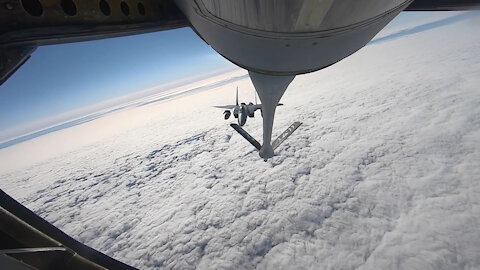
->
[230,124,261,150]
[272,122,302,150]
[236,87,239,106]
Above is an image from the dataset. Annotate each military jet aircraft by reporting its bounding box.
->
[214,87,283,126]
[214,87,262,126]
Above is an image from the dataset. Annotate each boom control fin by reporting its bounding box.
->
[230,124,261,150]
[272,121,302,150]
[230,122,302,159]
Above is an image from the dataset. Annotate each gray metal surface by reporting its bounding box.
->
[249,71,295,160]
[272,122,303,151]
[230,123,261,150]
[199,0,406,33]
[0,0,187,47]
[175,0,413,75]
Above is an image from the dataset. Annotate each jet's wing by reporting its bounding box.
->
[251,103,283,111]
[405,0,479,10]
[213,105,236,109]
[252,104,262,111]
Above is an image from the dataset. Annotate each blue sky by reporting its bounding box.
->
[0,12,446,141]
[0,27,234,138]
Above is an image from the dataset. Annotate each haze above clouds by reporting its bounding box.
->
[0,66,239,144]
[0,12,479,270]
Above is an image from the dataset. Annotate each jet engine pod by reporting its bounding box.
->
[175,0,413,75]
[248,108,255,118]
[224,110,231,120]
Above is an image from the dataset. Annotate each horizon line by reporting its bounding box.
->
[0,66,240,144]
[0,68,248,149]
